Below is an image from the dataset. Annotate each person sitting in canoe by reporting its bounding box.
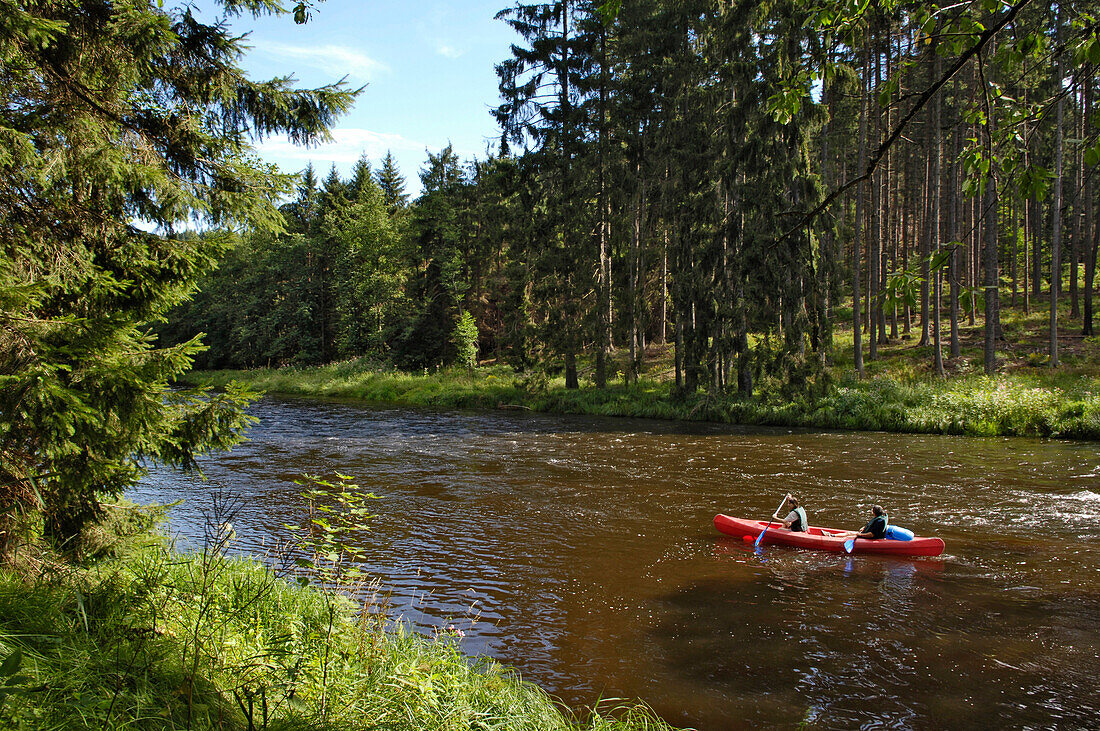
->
[772,493,807,532]
[845,504,888,540]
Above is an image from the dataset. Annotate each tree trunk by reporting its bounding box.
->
[594,21,610,389]
[918,105,933,347]
[983,180,998,374]
[565,350,579,389]
[1085,78,1097,336]
[932,59,944,377]
[853,41,869,378]
[949,115,961,359]
[1085,194,1098,336]
[1070,80,1083,320]
[1049,34,1065,368]
[660,232,668,344]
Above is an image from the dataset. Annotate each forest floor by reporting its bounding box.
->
[182,297,1100,440]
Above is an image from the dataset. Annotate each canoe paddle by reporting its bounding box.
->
[843,537,855,554]
[754,494,790,550]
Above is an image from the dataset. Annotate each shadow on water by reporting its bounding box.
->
[133,395,1100,730]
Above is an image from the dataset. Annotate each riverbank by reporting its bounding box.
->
[0,504,672,730]
[180,354,1100,440]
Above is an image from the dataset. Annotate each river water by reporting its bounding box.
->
[131,396,1100,730]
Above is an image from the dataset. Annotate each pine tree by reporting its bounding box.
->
[395,145,468,368]
[376,151,410,214]
[0,0,356,541]
[495,0,601,389]
[330,166,404,357]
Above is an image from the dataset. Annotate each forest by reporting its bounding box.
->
[1,3,1099,729]
[162,0,1100,399]
[4,0,1100,540]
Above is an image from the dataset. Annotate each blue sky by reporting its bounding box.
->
[197,1,518,197]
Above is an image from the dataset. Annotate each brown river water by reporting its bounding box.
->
[131,395,1100,730]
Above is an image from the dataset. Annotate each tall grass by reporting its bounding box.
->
[180,351,1100,440]
[0,502,675,730]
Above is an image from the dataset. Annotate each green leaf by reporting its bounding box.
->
[1085,142,1100,169]
[1088,38,1100,65]
[0,650,22,679]
[598,0,622,25]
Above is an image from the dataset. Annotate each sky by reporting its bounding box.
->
[194,1,519,197]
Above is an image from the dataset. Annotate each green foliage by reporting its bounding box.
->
[0,522,675,731]
[156,0,1099,421]
[0,0,357,541]
[454,311,481,369]
[181,354,1100,441]
[286,472,379,586]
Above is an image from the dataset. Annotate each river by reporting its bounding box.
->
[130,395,1100,729]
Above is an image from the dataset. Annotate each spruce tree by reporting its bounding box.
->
[376,151,410,214]
[0,0,356,541]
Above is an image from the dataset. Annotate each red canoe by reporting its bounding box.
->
[714,514,946,557]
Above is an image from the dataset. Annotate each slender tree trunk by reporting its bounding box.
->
[981,44,1000,374]
[983,184,998,373]
[1085,194,1098,336]
[918,42,935,348]
[1085,77,1097,336]
[1071,80,1083,320]
[594,22,610,389]
[1011,197,1018,307]
[853,41,869,378]
[949,119,961,359]
[869,136,880,360]
[1031,193,1042,298]
[660,231,668,344]
[629,165,645,382]
[902,151,912,336]
[820,76,835,365]
[918,140,932,346]
[1050,23,1065,368]
[932,57,945,377]
[1023,185,1031,314]
[881,34,895,346]
[869,33,884,354]
[1022,85,1032,315]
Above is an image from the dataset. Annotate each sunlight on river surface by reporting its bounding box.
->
[132,396,1100,729]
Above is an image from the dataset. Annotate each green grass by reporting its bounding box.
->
[178,291,1100,440]
[0,505,675,731]
[180,357,1100,439]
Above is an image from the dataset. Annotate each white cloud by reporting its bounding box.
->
[256,127,422,166]
[437,44,464,59]
[250,39,386,81]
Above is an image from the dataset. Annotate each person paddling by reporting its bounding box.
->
[846,504,888,540]
[772,493,808,533]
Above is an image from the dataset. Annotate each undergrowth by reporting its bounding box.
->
[181,357,1100,440]
[0,500,675,730]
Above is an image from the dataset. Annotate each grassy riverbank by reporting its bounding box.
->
[0,504,672,730]
[181,348,1100,440]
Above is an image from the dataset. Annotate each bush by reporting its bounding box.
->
[453,311,480,370]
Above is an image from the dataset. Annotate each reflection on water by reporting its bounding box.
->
[131,396,1100,730]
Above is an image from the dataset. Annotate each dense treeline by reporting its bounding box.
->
[5,0,1099,543]
[167,0,1100,397]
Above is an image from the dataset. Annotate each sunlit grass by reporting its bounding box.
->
[0,506,676,730]
[180,287,1099,440]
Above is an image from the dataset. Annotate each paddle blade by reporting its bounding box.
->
[843,538,855,554]
[753,529,766,548]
